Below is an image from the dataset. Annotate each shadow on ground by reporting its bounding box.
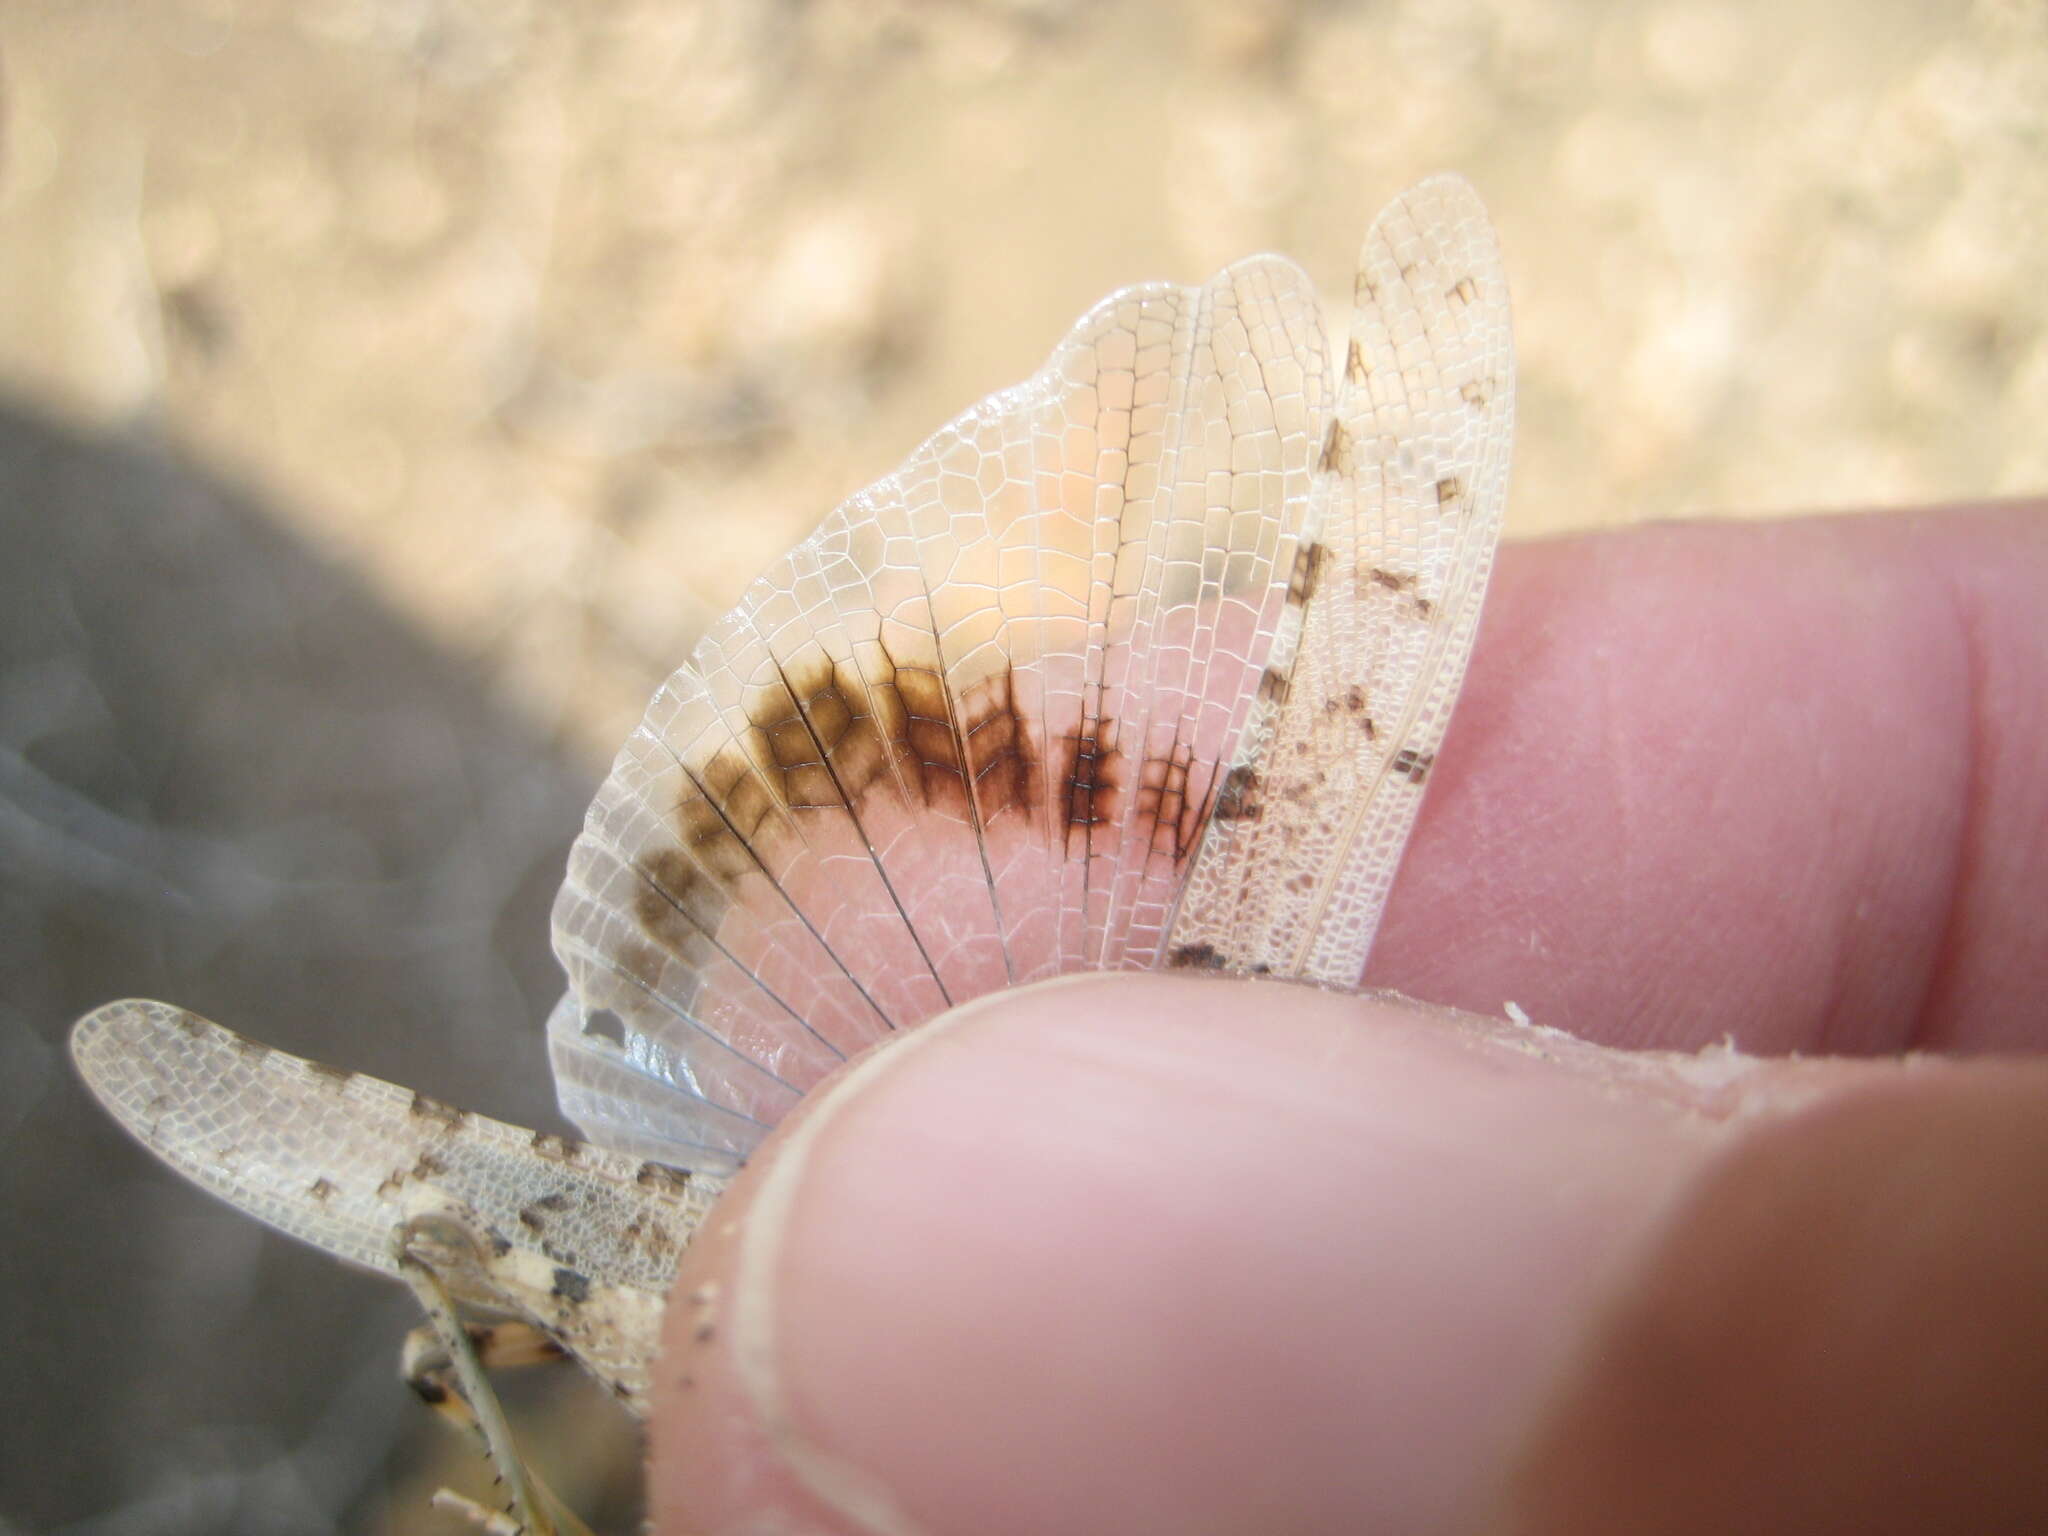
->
[0,398,633,1533]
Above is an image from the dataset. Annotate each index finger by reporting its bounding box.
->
[1370,503,2048,1056]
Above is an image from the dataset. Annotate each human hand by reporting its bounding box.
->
[648,506,2048,1535]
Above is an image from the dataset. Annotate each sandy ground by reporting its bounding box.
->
[3,3,2043,1532]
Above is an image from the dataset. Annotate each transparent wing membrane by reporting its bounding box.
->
[1171,175,1515,982]
[549,175,1514,1172]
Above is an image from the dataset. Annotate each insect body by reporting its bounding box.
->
[72,173,1514,1531]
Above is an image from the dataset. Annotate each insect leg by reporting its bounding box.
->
[397,1213,596,1536]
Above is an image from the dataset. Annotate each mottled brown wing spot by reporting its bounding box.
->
[690,745,784,867]
[1132,741,1205,863]
[782,654,893,804]
[308,1177,336,1202]
[530,1130,585,1162]
[957,662,1039,823]
[1166,941,1227,971]
[634,718,829,956]
[1362,570,1437,622]
[1391,748,1434,784]
[1286,542,1327,607]
[1320,684,1368,720]
[550,1267,592,1305]
[1448,274,1479,308]
[1213,764,1262,822]
[632,848,725,969]
[1346,337,1369,386]
[409,1093,464,1130]
[1317,418,1348,475]
[636,1162,692,1195]
[1057,706,1120,852]
[1257,667,1291,706]
[746,675,839,812]
[638,784,758,948]
[1460,378,1489,407]
[859,634,915,780]
[1436,477,1463,510]
[889,657,972,814]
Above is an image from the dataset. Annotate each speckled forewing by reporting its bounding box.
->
[70,999,717,1410]
[1165,174,1513,984]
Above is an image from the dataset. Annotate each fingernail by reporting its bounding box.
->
[651,976,1819,1535]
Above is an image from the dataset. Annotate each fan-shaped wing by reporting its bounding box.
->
[550,177,1512,1174]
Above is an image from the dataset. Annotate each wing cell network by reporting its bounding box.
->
[550,176,1513,1173]
[71,999,715,1408]
[1167,174,1515,983]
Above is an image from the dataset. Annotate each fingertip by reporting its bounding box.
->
[650,977,1735,1535]
[1500,1058,2048,1536]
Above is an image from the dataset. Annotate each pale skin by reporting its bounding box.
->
[647,505,2048,1535]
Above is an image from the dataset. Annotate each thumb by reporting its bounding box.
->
[645,975,2048,1535]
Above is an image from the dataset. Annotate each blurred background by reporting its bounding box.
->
[3,2,2042,1532]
